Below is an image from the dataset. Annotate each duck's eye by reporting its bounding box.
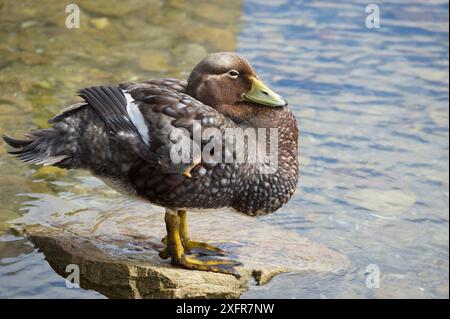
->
[226,70,239,79]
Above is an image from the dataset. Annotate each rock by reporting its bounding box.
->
[428,105,449,128]
[189,2,239,25]
[33,166,69,180]
[33,79,54,89]
[434,283,449,298]
[78,0,152,17]
[182,26,236,51]
[0,49,18,69]
[374,273,431,299]
[19,52,50,66]
[12,195,350,299]
[172,43,208,68]
[24,225,248,299]
[138,51,171,72]
[345,189,416,216]
[20,20,39,29]
[90,18,110,30]
[19,80,33,93]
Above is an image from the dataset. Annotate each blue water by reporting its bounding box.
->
[0,0,448,298]
[240,0,449,298]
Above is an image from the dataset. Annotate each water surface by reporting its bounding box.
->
[0,0,448,298]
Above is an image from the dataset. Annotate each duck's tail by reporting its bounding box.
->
[2,102,89,169]
[3,131,70,166]
[3,94,141,175]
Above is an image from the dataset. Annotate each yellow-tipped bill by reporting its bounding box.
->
[243,77,286,107]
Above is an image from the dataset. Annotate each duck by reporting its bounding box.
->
[3,52,299,277]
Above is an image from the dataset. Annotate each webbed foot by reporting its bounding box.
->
[159,239,227,259]
[178,255,241,278]
[183,240,228,256]
[161,209,241,278]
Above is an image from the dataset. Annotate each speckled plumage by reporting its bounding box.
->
[4,53,299,217]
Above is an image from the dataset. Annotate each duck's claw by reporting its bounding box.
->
[178,255,241,278]
[182,162,200,178]
[159,240,228,259]
[184,240,228,256]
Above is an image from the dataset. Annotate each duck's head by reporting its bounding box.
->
[186,52,287,110]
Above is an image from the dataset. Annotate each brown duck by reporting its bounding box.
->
[3,52,299,277]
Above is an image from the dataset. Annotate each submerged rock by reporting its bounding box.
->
[171,43,208,68]
[138,51,171,72]
[345,189,416,216]
[13,197,350,299]
[78,0,155,17]
[90,18,110,30]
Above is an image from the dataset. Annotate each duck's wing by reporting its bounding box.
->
[77,81,238,175]
[123,81,240,174]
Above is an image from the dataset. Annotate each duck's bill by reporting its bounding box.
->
[243,77,287,107]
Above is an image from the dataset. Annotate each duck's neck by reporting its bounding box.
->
[221,105,299,216]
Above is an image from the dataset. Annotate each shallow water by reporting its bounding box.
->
[0,0,448,298]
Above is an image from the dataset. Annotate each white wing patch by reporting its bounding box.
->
[123,90,150,145]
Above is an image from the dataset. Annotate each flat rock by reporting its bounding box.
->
[13,194,350,299]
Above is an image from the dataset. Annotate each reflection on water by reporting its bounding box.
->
[0,234,104,298]
[0,0,449,298]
